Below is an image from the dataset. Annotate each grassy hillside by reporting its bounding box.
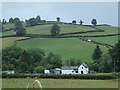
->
[89,36,118,45]
[2,37,30,48]
[2,23,118,63]
[2,30,15,36]
[16,38,108,62]
[26,24,96,35]
[3,23,15,30]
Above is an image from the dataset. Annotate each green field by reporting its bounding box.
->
[2,23,118,62]
[89,36,118,45]
[26,24,96,35]
[2,30,15,36]
[2,78,118,88]
[16,38,108,62]
[81,26,118,36]
[2,37,30,48]
[3,23,15,30]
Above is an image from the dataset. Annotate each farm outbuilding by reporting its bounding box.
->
[44,70,50,74]
[2,70,15,74]
[50,68,61,74]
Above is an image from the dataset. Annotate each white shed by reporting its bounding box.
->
[44,70,50,74]
[2,70,15,74]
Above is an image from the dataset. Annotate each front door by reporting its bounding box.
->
[81,71,83,74]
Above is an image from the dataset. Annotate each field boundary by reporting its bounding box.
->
[2,73,118,80]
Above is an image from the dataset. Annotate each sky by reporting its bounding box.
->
[2,2,118,26]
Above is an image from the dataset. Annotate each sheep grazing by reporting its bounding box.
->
[87,39,91,42]
[33,80,42,90]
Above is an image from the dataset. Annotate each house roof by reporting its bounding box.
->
[82,63,88,68]
[62,63,88,70]
[62,66,78,70]
[51,68,61,71]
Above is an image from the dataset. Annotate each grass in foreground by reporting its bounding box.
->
[2,78,118,88]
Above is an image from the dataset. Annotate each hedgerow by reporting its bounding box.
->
[2,73,117,80]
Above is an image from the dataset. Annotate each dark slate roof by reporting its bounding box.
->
[61,63,88,70]
[82,63,88,68]
[61,66,78,70]
[51,68,61,71]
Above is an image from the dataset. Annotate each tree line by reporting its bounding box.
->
[2,47,62,73]
[1,16,97,26]
[1,16,98,36]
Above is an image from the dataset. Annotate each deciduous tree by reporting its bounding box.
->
[92,45,102,64]
[14,21,26,36]
[91,19,97,26]
[79,20,83,25]
[51,24,61,35]
[56,17,60,22]
[109,41,120,72]
[9,18,14,23]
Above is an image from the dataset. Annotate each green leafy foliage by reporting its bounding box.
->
[56,17,60,22]
[2,46,63,73]
[2,46,23,70]
[79,20,83,25]
[109,41,120,72]
[92,45,102,64]
[72,20,76,24]
[14,21,26,36]
[65,58,82,66]
[26,18,38,26]
[91,19,97,26]
[35,66,45,73]
[46,53,62,68]
[2,73,117,80]
[99,53,112,73]
[51,24,61,35]
[9,18,14,23]
[91,45,102,72]
[14,17,20,23]
[2,19,7,24]
[36,15,41,23]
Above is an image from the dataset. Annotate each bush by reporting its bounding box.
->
[2,73,117,80]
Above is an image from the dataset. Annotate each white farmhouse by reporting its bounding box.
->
[78,63,89,74]
[61,63,89,74]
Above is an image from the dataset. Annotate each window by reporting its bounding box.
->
[82,67,83,69]
[75,71,78,73]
